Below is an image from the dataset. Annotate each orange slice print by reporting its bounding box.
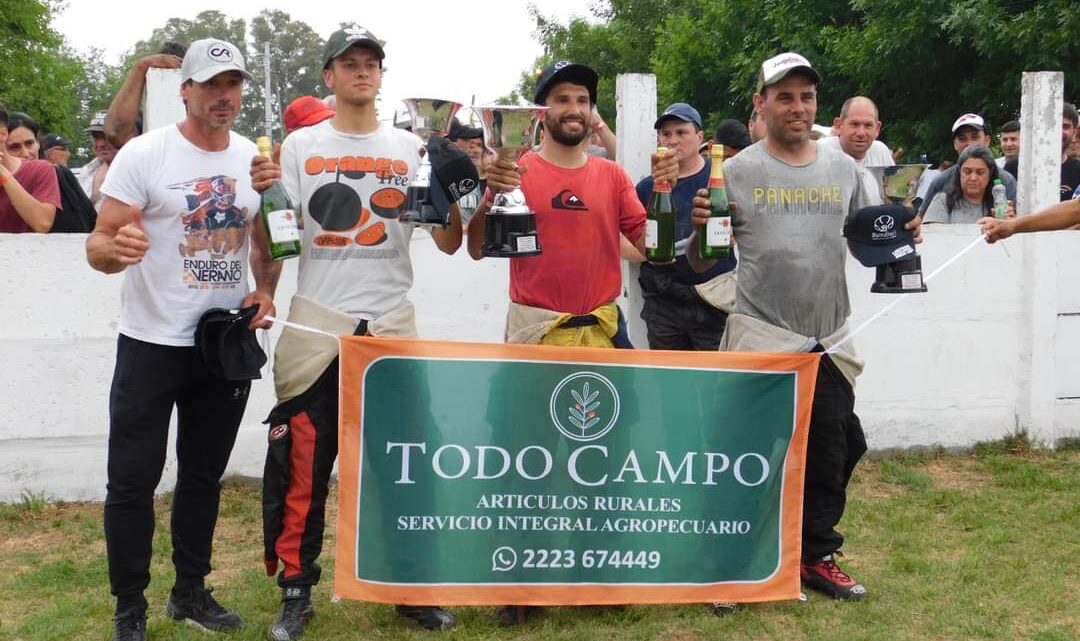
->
[355,221,388,246]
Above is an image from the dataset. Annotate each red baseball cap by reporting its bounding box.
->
[283,96,335,133]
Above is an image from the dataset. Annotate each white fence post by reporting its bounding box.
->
[1017,71,1064,446]
[615,73,657,348]
[144,68,185,132]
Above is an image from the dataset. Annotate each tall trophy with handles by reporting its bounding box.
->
[477,105,548,257]
[399,98,463,227]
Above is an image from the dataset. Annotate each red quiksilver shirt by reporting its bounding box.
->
[505,153,645,315]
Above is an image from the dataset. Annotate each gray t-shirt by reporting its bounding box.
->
[922,192,988,224]
[724,141,872,339]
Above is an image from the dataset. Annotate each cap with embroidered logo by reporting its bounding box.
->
[323,24,385,69]
[181,38,253,83]
[843,204,918,267]
[951,113,985,134]
[757,52,821,92]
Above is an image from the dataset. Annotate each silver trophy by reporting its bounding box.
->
[477,105,548,257]
[399,98,463,227]
[866,164,930,294]
[867,164,929,207]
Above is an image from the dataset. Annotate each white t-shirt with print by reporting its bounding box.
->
[281,120,421,320]
[101,125,260,346]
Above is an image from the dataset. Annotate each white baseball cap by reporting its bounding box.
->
[757,52,821,92]
[951,113,985,134]
[181,39,253,83]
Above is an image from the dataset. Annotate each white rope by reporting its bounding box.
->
[262,314,338,338]
[826,233,991,354]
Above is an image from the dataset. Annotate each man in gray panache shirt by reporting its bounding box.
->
[688,52,922,604]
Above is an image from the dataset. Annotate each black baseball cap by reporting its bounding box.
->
[323,24,385,69]
[427,135,480,219]
[194,305,266,381]
[41,133,71,152]
[448,118,483,141]
[534,60,598,106]
[843,204,918,267]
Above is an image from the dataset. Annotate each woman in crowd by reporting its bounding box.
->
[5,111,95,232]
[923,145,1013,223]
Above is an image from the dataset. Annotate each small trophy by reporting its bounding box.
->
[856,164,930,294]
[399,98,463,227]
[477,105,548,257]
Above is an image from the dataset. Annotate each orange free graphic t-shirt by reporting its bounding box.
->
[506,153,646,315]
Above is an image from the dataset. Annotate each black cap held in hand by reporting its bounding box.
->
[427,135,480,218]
[843,204,918,267]
[194,305,266,381]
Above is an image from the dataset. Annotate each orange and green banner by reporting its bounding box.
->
[335,337,819,605]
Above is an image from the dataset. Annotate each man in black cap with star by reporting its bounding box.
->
[250,23,468,639]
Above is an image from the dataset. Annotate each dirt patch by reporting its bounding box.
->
[849,462,905,501]
[923,457,992,492]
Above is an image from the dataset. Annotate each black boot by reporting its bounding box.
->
[268,586,314,640]
[111,606,147,641]
[395,605,456,630]
[166,585,244,631]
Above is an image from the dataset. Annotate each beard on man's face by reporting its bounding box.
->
[545,112,589,146]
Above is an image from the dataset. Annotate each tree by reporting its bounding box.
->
[245,10,325,140]
[520,0,1080,163]
[122,9,326,139]
[0,0,83,141]
[127,10,247,63]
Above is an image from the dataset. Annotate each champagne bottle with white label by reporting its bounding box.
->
[256,136,301,261]
[700,144,732,260]
[646,147,676,263]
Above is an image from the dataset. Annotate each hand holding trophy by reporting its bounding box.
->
[399,98,463,227]
[476,105,548,257]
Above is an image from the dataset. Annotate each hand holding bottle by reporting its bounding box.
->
[650,148,679,188]
[250,142,282,194]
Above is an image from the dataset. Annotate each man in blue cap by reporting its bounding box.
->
[635,102,737,351]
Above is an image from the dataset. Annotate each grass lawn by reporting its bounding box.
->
[1,447,1076,641]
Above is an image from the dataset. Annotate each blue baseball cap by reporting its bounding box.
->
[654,103,703,130]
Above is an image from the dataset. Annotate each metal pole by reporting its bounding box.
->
[263,41,273,139]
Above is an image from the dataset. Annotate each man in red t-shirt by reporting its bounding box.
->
[0,105,60,232]
[467,61,647,348]
[466,61,649,624]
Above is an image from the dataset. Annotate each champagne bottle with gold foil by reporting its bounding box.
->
[255,136,301,260]
[646,147,675,263]
[700,144,732,260]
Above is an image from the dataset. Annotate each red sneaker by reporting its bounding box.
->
[800,554,868,600]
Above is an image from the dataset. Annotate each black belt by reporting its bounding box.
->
[354,319,370,336]
[560,314,600,329]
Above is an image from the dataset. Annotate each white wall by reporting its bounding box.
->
[2,225,1077,500]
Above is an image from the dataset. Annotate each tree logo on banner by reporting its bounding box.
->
[549,372,620,442]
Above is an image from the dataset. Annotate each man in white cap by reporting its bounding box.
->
[690,51,922,603]
[86,37,278,641]
[78,110,119,211]
[918,113,1017,216]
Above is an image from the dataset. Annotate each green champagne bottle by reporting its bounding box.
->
[256,136,301,261]
[700,144,732,260]
[646,147,676,263]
